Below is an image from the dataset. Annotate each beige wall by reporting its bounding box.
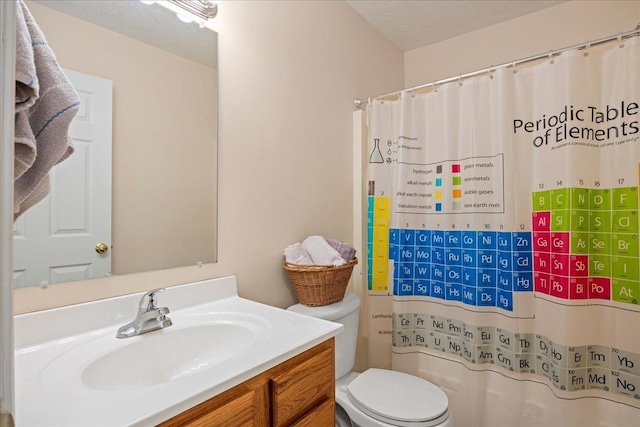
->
[405,1,640,88]
[23,1,217,277]
[14,1,404,312]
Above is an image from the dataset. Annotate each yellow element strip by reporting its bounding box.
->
[372,197,390,291]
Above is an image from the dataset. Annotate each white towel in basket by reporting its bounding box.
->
[302,236,346,266]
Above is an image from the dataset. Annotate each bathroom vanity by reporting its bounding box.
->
[14,276,341,426]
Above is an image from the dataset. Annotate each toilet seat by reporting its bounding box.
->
[346,369,450,427]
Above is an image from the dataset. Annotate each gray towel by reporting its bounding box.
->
[327,238,356,262]
[14,0,80,218]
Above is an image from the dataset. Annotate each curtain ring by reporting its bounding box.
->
[512,61,518,74]
[432,81,439,93]
[618,32,625,48]
[488,66,494,80]
[458,75,462,87]
[548,50,555,64]
[583,40,590,57]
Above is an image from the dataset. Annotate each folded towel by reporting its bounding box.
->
[284,243,313,265]
[14,0,80,218]
[326,238,356,262]
[302,236,346,266]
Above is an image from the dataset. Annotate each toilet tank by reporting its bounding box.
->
[287,293,360,379]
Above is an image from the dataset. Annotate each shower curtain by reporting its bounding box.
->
[366,38,640,425]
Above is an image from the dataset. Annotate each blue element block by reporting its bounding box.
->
[512,232,533,251]
[445,248,462,265]
[462,231,477,249]
[477,269,497,287]
[431,264,445,282]
[397,279,414,296]
[416,230,430,246]
[414,279,430,296]
[368,274,373,291]
[462,285,477,305]
[446,283,463,301]
[398,262,413,279]
[394,262,400,278]
[431,247,445,264]
[367,227,374,243]
[415,248,431,262]
[498,251,512,271]
[462,249,477,268]
[389,244,398,262]
[462,267,477,286]
[430,281,446,299]
[477,287,497,306]
[498,232,512,251]
[414,263,430,279]
[400,246,415,262]
[445,265,463,284]
[477,232,498,250]
[445,230,462,247]
[498,270,513,291]
[513,272,533,291]
[390,228,400,245]
[393,277,398,295]
[497,289,513,311]
[477,250,497,269]
[431,230,445,247]
[435,203,442,212]
[512,252,532,272]
[401,229,416,246]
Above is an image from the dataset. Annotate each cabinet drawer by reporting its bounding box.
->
[272,347,334,426]
[291,398,335,427]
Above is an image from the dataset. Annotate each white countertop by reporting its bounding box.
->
[14,276,342,426]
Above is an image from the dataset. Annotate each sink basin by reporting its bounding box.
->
[82,323,256,391]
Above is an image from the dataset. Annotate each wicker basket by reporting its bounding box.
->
[284,258,358,306]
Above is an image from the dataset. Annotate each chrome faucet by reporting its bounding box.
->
[116,288,172,338]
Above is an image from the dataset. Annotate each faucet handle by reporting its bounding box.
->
[139,288,165,311]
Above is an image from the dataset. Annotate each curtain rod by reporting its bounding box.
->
[354,23,640,109]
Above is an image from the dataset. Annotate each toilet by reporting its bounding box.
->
[288,293,453,427]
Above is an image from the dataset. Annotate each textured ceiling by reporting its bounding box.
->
[345,0,567,51]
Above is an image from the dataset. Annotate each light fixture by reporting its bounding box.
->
[168,0,217,21]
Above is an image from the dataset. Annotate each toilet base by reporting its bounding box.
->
[334,371,454,427]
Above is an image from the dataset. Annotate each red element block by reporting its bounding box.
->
[452,164,461,173]
[532,212,551,231]
[550,232,570,254]
[534,252,551,273]
[588,277,611,300]
[549,275,569,299]
[569,255,589,277]
[533,232,551,252]
[534,272,551,294]
[569,277,589,299]
[550,253,569,276]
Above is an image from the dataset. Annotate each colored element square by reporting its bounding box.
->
[612,279,639,304]
[462,286,477,305]
[570,210,589,232]
[445,231,462,247]
[569,255,589,277]
[462,231,477,249]
[588,277,611,300]
[588,233,610,255]
[550,232,570,254]
[612,256,639,280]
[612,233,639,257]
[570,232,589,254]
[453,189,462,198]
[436,165,443,174]
[476,288,496,306]
[452,202,461,211]
[612,187,638,210]
[533,232,551,252]
[435,191,442,200]
[589,211,611,233]
[512,232,532,251]
[570,188,590,209]
[532,212,551,231]
[549,275,569,298]
[498,232,512,251]
[452,176,462,185]
[589,189,611,210]
[534,272,551,294]
[533,190,551,212]
[435,178,442,187]
[612,210,638,233]
[551,188,571,210]
[435,203,442,212]
[589,255,611,277]
[551,210,570,231]
[534,252,551,273]
[569,277,589,299]
[452,164,461,173]
[513,272,533,291]
[477,232,498,249]
[550,253,569,276]
[497,290,513,311]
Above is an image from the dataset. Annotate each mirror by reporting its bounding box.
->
[13,0,218,288]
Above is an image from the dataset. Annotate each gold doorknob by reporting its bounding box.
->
[95,243,109,254]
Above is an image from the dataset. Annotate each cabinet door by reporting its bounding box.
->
[290,399,334,427]
[271,347,334,426]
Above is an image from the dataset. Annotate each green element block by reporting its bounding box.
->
[612,233,639,257]
[452,176,462,185]
[589,233,611,255]
[612,210,639,233]
[551,188,571,210]
[368,196,374,211]
[571,233,589,254]
[589,211,611,233]
[551,210,570,231]
[532,190,551,212]
[589,189,611,210]
[612,187,638,210]
[612,279,639,304]
[589,254,611,277]
[570,210,589,232]
[612,256,639,281]
[571,188,590,209]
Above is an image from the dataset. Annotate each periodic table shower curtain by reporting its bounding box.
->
[366,37,640,425]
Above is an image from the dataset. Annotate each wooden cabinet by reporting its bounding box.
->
[159,339,335,427]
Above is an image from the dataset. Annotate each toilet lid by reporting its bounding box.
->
[347,369,448,425]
